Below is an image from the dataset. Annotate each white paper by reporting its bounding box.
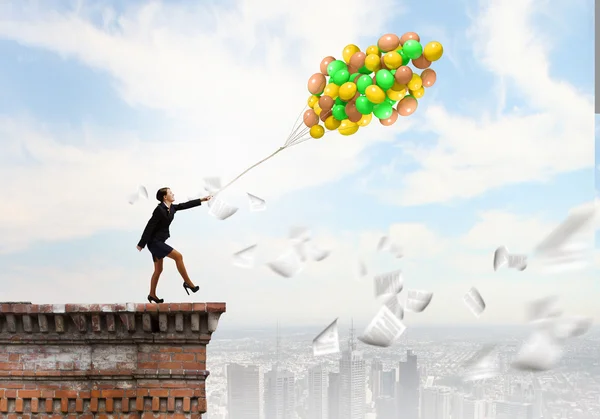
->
[493,246,509,271]
[312,318,340,357]
[373,270,403,298]
[377,236,392,252]
[247,193,266,212]
[512,330,564,372]
[463,287,486,318]
[358,306,407,348]
[357,260,368,279]
[203,177,222,194]
[527,296,562,323]
[208,197,239,220]
[289,226,311,242]
[404,289,433,313]
[305,242,330,262]
[232,244,257,269]
[384,294,404,320]
[462,345,498,381]
[138,185,148,199]
[534,203,597,273]
[127,192,140,205]
[552,315,593,341]
[293,242,308,262]
[127,185,149,205]
[389,243,404,258]
[267,249,305,278]
[507,254,528,271]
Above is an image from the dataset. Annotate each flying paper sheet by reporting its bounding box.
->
[247,193,266,212]
[462,345,498,381]
[208,197,239,220]
[384,294,405,320]
[389,243,404,259]
[293,242,308,262]
[493,246,509,271]
[404,289,433,313]
[203,177,222,194]
[138,185,148,199]
[527,296,562,323]
[377,236,392,252]
[267,249,305,278]
[552,315,593,341]
[305,242,330,262]
[512,330,564,372]
[127,185,149,205]
[289,226,311,243]
[312,318,340,357]
[232,245,257,269]
[534,203,597,272]
[358,305,407,348]
[463,287,486,318]
[357,260,368,279]
[374,270,403,298]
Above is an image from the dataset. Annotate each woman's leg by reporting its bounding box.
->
[150,258,164,297]
[166,249,196,287]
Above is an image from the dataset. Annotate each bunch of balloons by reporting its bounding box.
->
[304,32,443,139]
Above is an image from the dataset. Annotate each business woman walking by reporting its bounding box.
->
[137,187,212,303]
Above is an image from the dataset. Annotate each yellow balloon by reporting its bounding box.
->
[314,103,322,116]
[324,115,342,130]
[392,81,406,91]
[323,83,340,99]
[339,82,358,101]
[364,54,381,72]
[366,45,381,56]
[310,124,325,139]
[383,51,402,69]
[338,119,359,136]
[342,44,361,63]
[423,41,444,62]
[365,85,386,104]
[407,74,422,91]
[357,113,372,127]
[411,86,425,99]
[307,95,319,108]
[387,88,404,101]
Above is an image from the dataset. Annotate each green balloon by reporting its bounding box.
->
[335,97,346,106]
[332,104,348,120]
[332,69,350,86]
[355,96,374,115]
[390,69,396,75]
[358,65,372,74]
[327,60,347,78]
[356,75,373,94]
[375,69,394,91]
[349,73,360,83]
[386,97,397,106]
[373,102,393,119]
[398,49,410,66]
[402,40,423,59]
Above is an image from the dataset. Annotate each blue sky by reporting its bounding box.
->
[0,0,596,330]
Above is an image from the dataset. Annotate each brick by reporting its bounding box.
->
[151,397,160,411]
[183,397,191,412]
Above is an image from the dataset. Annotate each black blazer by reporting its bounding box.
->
[138,199,203,248]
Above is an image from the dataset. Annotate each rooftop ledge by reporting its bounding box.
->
[0,302,226,345]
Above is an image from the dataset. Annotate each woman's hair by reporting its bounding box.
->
[156,187,169,202]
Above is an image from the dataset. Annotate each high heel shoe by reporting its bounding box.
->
[147,295,164,304]
[183,283,200,295]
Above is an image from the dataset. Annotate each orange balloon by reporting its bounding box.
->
[421,68,437,87]
[377,33,400,52]
[319,56,336,75]
[394,66,413,85]
[307,73,326,95]
[400,32,420,45]
[319,95,334,111]
[379,109,399,126]
[345,102,362,123]
[320,109,333,122]
[303,109,319,127]
[380,55,389,70]
[396,96,418,116]
[412,55,431,69]
[350,52,366,69]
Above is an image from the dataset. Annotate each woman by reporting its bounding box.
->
[137,187,212,303]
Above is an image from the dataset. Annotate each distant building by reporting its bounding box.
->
[264,366,296,419]
[375,395,396,419]
[328,372,340,419]
[227,363,263,419]
[338,328,366,419]
[397,350,419,419]
[370,358,383,401]
[495,400,533,419]
[308,363,328,419]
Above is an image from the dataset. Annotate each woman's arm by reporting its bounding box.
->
[137,207,161,249]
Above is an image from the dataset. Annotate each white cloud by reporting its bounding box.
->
[0,0,416,250]
[367,0,594,206]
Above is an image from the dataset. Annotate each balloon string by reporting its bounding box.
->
[218,146,287,194]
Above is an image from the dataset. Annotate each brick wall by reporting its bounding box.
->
[0,302,226,419]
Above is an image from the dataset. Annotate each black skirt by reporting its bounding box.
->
[147,240,173,262]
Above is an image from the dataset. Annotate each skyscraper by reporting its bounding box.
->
[227,363,262,419]
[338,324,366,419]
[369,358,383,401]
[375,396,396,419]
[381,369,396,398]
[328,372,340,419]
[463,397,486,419]
[495,401,534,419]
[397,350,419,419]
[264,367,295,419]
[308,363,328,419]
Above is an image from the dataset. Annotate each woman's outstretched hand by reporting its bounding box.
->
[201,195,213,202]
[136,246,142,252]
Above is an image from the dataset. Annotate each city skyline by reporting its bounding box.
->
[0,0,597,329]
